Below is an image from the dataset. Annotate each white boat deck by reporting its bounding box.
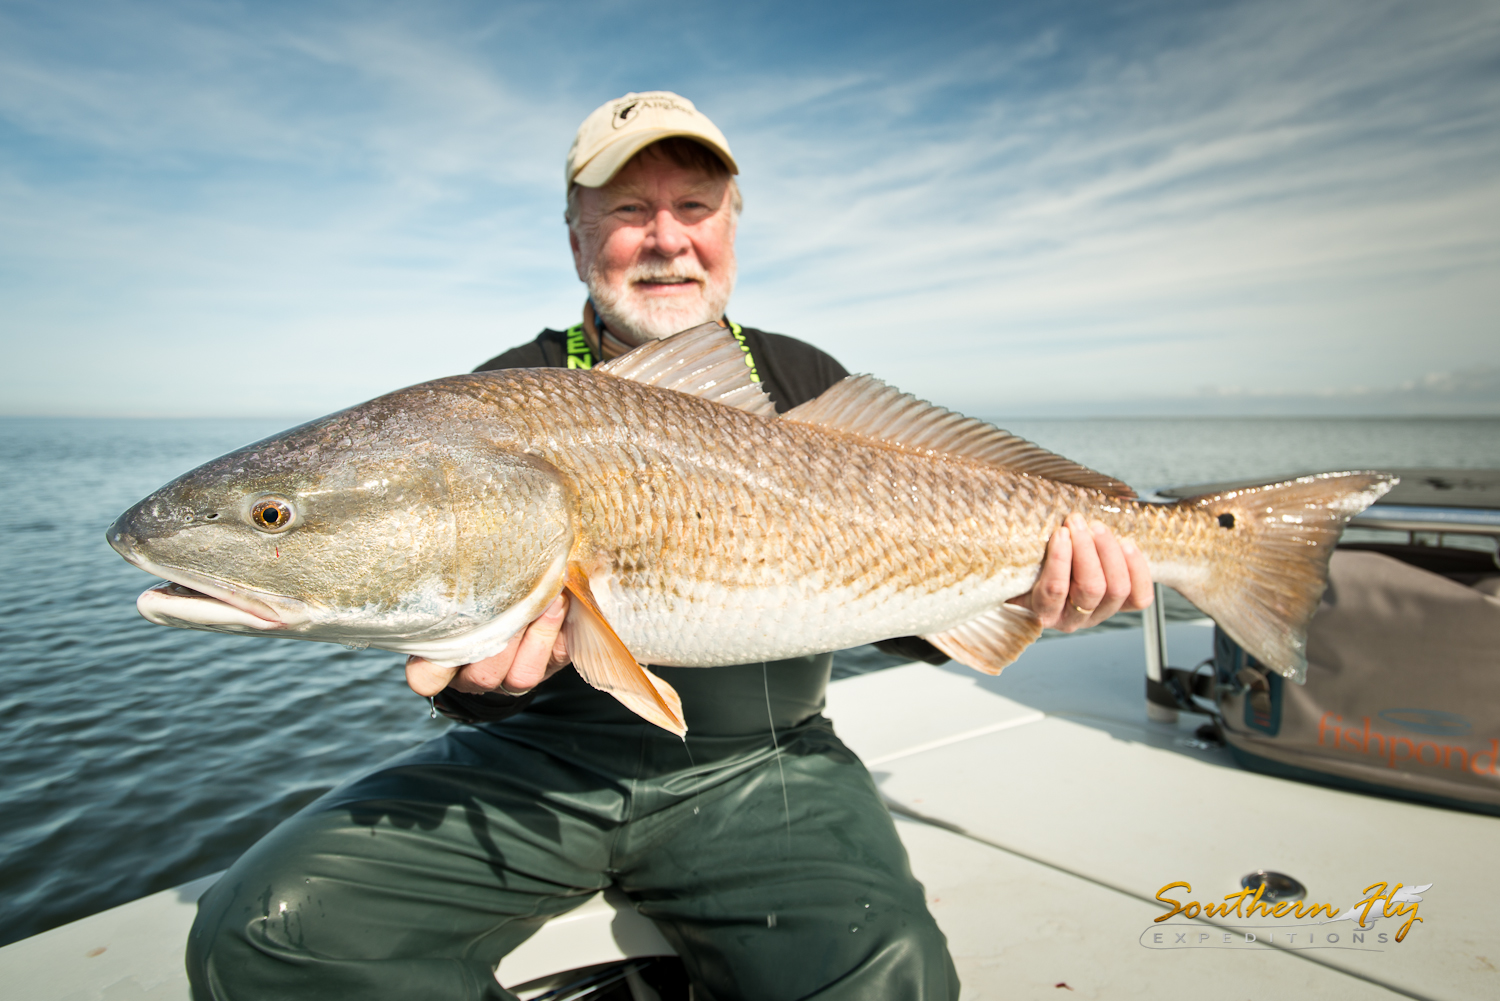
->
[4,624,1496,999]
[831,624,1499,1000]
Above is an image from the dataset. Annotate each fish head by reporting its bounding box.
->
[107,385,574,654]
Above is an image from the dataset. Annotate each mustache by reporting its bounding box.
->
[625,259,709,284]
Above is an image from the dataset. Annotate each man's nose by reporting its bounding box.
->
[644,207,691,258]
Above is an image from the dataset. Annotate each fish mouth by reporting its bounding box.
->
[136,580,288,632]
[109,533,312,632]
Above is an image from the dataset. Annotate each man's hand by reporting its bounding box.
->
[1010,513,1154,632]
[405,594,572,698]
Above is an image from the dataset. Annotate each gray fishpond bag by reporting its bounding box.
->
[1213,546,1500,815]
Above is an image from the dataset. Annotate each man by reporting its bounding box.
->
[187,92,1152,1001]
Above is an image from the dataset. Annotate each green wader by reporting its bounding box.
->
[186,657,959,1000]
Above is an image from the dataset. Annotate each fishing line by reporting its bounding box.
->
[681,737,703,818]
[763,661,792,855]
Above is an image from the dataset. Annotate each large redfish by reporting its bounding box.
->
[108,325,1394,735]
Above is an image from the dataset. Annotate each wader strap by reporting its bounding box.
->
[727,321,761,383]
[563,324,593,369]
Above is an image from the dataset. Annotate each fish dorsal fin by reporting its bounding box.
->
[924,604,1043,676]
[784,375,1134,497]
[561,564,686,737]
[596,323,776,417]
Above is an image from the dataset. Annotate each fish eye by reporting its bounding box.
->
[250,497,295,533]
[1218,512,1236,529]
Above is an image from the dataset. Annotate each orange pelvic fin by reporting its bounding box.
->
[924,604,1044,676]
[562,564,686,737]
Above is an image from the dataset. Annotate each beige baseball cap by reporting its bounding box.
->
[566,91,738,188]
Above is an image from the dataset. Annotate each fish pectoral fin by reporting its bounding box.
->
[923,604,1044,676]
[562,566,686,737]
[783,375,1134,497]
[595,322,776,417]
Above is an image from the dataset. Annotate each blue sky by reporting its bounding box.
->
[2,0,1497,417]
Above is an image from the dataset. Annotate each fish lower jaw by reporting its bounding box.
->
[121,553,311,631]
[137,582,286,632]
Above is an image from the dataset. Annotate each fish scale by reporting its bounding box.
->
[447,371,1123,664]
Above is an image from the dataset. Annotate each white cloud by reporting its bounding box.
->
[723,1,1500,412]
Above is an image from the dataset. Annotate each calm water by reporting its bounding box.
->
[1,414,1497,946]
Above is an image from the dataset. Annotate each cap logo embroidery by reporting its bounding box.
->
[611,102,640,129]
[611,95,692,128]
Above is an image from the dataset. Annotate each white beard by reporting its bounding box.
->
[587,256,736,343]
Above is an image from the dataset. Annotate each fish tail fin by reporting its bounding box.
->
[1164,471,1396,683]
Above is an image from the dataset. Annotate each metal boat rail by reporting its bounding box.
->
[1350,503,1500,537]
